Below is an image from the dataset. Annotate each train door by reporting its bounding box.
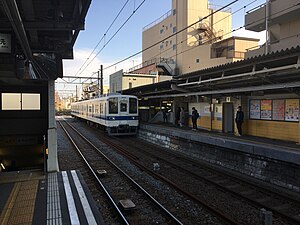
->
[222,102,234,133]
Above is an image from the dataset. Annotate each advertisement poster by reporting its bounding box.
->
[260,100,272,120]
[272,100,285,121]
[285,99,299,121]
[250,100,260,119]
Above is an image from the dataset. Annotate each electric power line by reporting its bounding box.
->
[71,0,147,83]
[72,0,131,79]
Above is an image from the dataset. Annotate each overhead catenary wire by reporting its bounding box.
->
[67,0,239,86]
[71,0,147,84]
[103,0,239,71]
[58,1,300,95]
[104,0,300,72]
[72,0,131,79]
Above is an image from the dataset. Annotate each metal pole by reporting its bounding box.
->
[97,70,100,97]
[265,0,270,54]
[100,65,103,95]
[75,85,78,101]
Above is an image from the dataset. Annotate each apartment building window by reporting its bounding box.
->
[160,29,163,34]
[196,58,200,63]
[166,41,168,47]
[170,23,172,28]
[173,44,176,50]
[129,82,132,89]
[160,44,164,50]
[170,40,172,45]
[173,9,176,15]
[173,27,177,33]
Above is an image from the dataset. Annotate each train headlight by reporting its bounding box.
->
[109,117,115,120]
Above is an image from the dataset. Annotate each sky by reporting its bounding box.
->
[58,0,266,97]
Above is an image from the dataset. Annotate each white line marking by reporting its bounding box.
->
[71,170,97,225]
[62,171,80,225]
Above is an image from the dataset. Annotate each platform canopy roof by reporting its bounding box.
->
[0,0,91,81]
[123,46,300,99]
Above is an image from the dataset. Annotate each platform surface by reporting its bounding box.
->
[0,170,104,225]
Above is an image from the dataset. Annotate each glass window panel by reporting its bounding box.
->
[22,93,40,110]
[120,102,127,112]
[129,98,137,113]
[2,93,21,110]
[109,97,118,114]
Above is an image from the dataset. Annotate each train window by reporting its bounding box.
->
[129,98,137,113]
[100,102,103,114]
[120,101,127,112]
[109,97,118,114]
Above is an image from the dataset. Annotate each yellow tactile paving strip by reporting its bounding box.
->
[0,180,39,225]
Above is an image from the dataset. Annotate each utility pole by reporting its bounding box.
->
[97,69,100,97]
[75,85,78,101]
[100,65,103,95]
[265,0,270,54]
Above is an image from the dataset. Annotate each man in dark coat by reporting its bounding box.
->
[191,107,199,130]
[235,106,244,136]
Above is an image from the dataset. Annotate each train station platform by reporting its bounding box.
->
[0,170,104,225]
[139,123,300,192]
[140,123,300,165]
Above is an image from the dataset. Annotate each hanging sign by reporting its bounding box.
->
[0,33,11,53]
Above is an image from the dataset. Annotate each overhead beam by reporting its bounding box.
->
[1,0,33,60]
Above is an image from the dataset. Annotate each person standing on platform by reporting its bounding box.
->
[162,108,168,123]
[179,107,185,127]
[235,106,244,136]
[175,107,181,126]
[191,107,199,130]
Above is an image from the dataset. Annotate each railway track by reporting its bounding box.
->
[65,118,244,225]
[67,117,300,225]
[112,135,300,225]
[58,119,184,225]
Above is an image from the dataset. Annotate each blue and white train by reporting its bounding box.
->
[71,94,138,135]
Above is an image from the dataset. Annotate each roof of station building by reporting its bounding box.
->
[0,0,91,81]
[122,45,300,98]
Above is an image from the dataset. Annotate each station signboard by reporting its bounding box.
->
[0,33,11,54]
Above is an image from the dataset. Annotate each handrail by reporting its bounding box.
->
[143,10,172,31]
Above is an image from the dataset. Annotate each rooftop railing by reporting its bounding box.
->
[208,3,232,13]
[143,10,172,32]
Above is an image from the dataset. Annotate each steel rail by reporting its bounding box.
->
[58,120,130,225]
[121,137,300,225]
[60,119,184,225]
[84,127,240,225]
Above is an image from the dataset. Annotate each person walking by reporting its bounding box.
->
[179,107,185,127]
[191,107,199,130]
[235,106,244,136]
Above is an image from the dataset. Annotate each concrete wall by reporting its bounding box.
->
[142,0,235,75]
[138,125,300,192]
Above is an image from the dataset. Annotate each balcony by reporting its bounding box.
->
[245,0,300,32]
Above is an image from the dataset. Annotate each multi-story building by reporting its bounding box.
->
[109,69,172,93]
[142,0,259,74]
[245,0,300,57]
